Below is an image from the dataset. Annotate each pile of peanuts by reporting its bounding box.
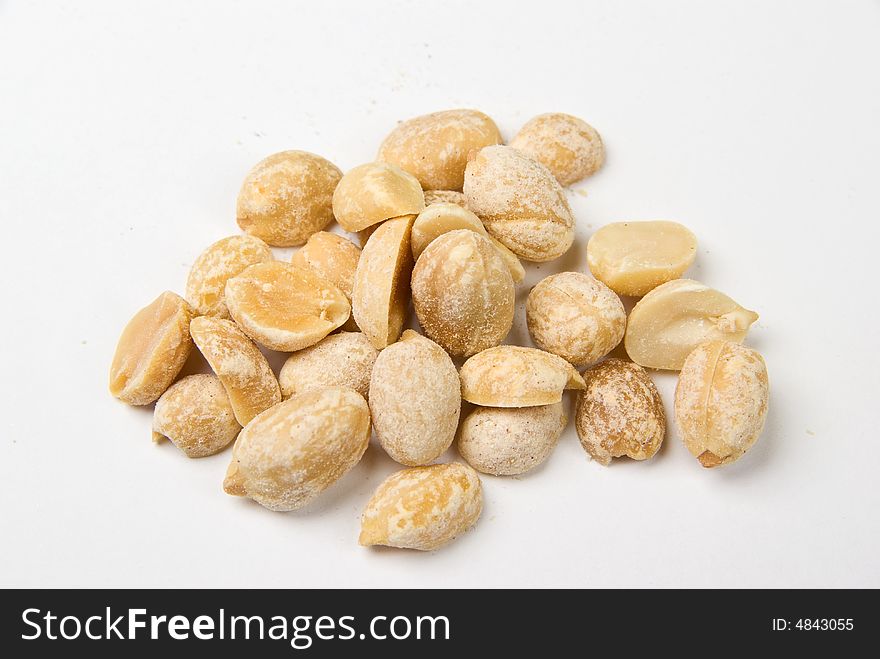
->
[109,110,769,551]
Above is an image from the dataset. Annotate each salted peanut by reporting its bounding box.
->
[509,113,604,185]
[369,330,460,466]
[359,463,482,551]
[109,292,194,405]
[459,346,585,407]
[526,272,625,367]
[675,341,769,468]
[351,215,415,349]
[225,261,350,352]
[291,231,361,330]
[279,332,378,401]
[423,190,468,207]
[464,145,575,261]
[411,203,525,283]
[152,374,241,458]
[575,359,665,466]
[625,279,758,370]
[190,316,281,426]
[412,230,515,357]
[458,402,566,476]
[224,388,371,511]
[185,235,273,318]
[587,221,697,296]
[332,162,424,232]
[236,150,342,247]
[377,109,502,191]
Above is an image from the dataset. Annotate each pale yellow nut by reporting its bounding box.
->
[459,346,586,407]
[279,331,377,401]
[575,359,665,466]
[291,231,361,330]
[675,341,769,468]
[359,463,482,551]
[186,235,273,318]
[624,279,758,370]
[411,203,524,283]
[189,316,281,426]
[463,145,575,262]
[236,150,342,247]
[109,291,194,406]
[152,374,241,458]
[412,230,515,358]
[587,221,697,296]
[224,387,371,511]
[369,330,461,466]
[332,162,424,232]
[351,215,415,350]
[457,402,566,476]
[526,272,626,367]
[509,113,605,185]
[377,109,502,191]
[225,261,350,352]
[423,190,469,207]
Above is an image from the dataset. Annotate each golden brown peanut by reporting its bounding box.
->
[509,113,604,185]
[587,221,697,296]
[291,231,361,331]
[412,230,515,358]
[369,330,461,466]
[459,346,586,407]
[189,316,281,426]
[236,150,342,247]
[332,162,425,232]
[423,190,469,207]
[225,261,350,352]
[109,292,194,405]
[526,272,626,367]
[411,203,525,283]
[186,235,273,318]
[359,463,482,551]
[377,109,502,191]
[458,402,566,476]
[625,279,759,370]
[464,145,575,261]
[152,374,241,458]
[575,359,665,466]
[279,332,377,401]
[675,341,769,468]
[223,388,371,511]
[351,215,415,349]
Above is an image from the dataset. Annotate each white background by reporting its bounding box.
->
[1,0,878,588]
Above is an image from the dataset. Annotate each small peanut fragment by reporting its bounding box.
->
[587,221,697,296]
[236,150,342,247]
[526,272,626,367]
[458,402,566,476]
[369,330,461,466]
[351,215,415,350]
[190,316,281,426]
[575,359,665,466]
[225,261,350,352]
[359,463,483,551]
[332,162,424,232]
[109,291,194,405]
[291,231,361,331]
[459,346,586,407]
[279,332,377,401]
[624,279,758,370]
[423,190,468,207]
[152,374,241,458]
[377,109,502,191]
[675,341,769,468]
[224,388,371,511]
[509,113,605,185]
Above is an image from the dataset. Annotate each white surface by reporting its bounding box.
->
[1,0,878,588]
